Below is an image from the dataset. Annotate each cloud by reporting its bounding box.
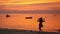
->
[0,0,60,5]
[0,2,60,14]
[0,2,60,10]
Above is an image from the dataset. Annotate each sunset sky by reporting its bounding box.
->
[0,0,60,5]
[0,0,60,32]
[0,0,60,11]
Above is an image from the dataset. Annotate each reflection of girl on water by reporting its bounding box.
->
[37,17,45,32]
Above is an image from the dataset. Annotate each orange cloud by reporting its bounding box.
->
[0,0,60,5]
[0,2,60,11]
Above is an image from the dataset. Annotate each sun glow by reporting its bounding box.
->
[0,0,60,5]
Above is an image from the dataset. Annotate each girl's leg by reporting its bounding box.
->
[39,27,42,32]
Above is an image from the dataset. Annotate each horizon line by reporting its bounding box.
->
[0,10,60,14]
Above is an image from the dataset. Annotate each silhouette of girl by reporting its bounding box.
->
[38,17,45,32]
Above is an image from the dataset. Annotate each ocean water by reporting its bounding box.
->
[0,14,60,32]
